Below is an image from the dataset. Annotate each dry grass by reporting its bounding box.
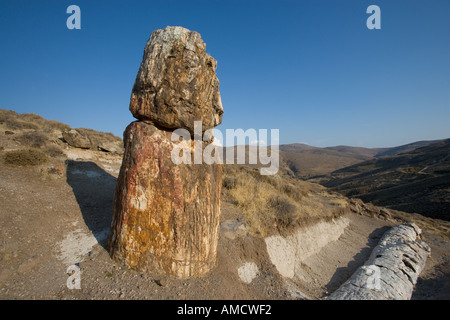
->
[0,110,70,133]
[43,120,71,133]
[44,145,65,157]
[3,149,48,166]
[2,118,40,130]
[15,131,48,148]
[223,165,344,237]
[17,113,46,126]
[13,131,65,158]
[385,209,450,242]
[0,110,40,130]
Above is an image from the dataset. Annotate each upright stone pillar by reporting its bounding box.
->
[108,26,223,278]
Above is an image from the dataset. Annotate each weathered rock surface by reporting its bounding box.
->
[109,26,223,278]
[108,121,222,278]
[62,129,91,149]
[97,141,123,154]
[129,26,223,133]
[327,222,430,300]
[62,128,124,154]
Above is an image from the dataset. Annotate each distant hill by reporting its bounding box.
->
[374,140,443,158]
[278,140,443,179]
[319,139,450,221]
[279,144,383,179]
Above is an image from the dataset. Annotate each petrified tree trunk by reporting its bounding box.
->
[108,26,223,278]
[328,222,430,300]
[108,121,222,278]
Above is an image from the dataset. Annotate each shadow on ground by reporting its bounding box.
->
[325,226,390,294]
[412,261,450,300]
[65,160,117,250]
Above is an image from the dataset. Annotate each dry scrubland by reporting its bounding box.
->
[0,109,121,164]
[1,108,450,299]
[222,165,347,237]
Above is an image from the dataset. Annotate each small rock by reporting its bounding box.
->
[155,278,166,287]
[238,262,259,284]
[379,208,392,220]
[42,165,64,179]
[97,141,123,154]
[221,219,248,240]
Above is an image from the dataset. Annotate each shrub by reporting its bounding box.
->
[17,113,45,124]
[222,175,237,189]
[0,110,45,130]
[4,118,39,130]
[280,183,308,202]
[43,120,71,133]
[15,131,48,148]
[268,195,298,229]
[3,149,48,166]
[0,109,18,122]
[44,145,65,157]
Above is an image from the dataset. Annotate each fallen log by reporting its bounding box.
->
[327,222,431,300]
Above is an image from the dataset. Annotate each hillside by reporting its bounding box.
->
[319,139,450,221]
[278,144,380,179]
[279,141,442,179]
[1,109,449,300]
[374,140,443,158]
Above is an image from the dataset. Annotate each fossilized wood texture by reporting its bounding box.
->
[328,222,430,300]
[107,121,222,278]
[129,26,223,133]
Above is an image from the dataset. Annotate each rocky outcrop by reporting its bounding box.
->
[62,128,124,154]
[62,129,91,149]
[129,26,223,133]
[108,26,223,278]
[327,222,430,300]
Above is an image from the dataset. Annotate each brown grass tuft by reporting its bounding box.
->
[3,149,48,166]
[44,145,65,157]
[15,131,48,148]
[43,120,71,133]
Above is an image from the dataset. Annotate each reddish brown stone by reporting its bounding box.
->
[108,121,222,278]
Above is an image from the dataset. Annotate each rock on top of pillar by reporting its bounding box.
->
[129,26,223,133]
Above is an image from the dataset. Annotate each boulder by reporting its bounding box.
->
[129,26,223,133]
[108,121,222,278]
[62,129,91,149]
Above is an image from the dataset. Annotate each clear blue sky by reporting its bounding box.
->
[1,0,449,148]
